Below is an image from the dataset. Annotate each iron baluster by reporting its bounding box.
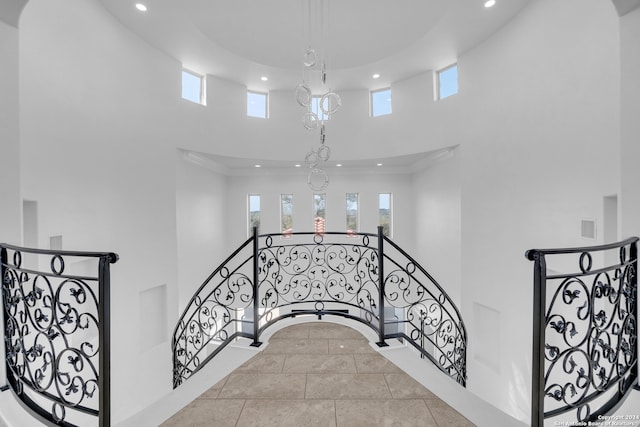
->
[97,253,117,427]
[1,247,7,391]
[527,249,547,427]
[420,312,425,360]
[632,240,639,392]
[251,226,262,347]
[377,226,388,347]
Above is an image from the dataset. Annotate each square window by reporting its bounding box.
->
[437,64,458,100]
[182,69,205,105]
[371,88,392,117]
[248,91,268,118]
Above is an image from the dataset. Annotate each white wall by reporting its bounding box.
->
[19,0,183,421]
[619,10,640,407]
[412,148,461,306]
[171,65,455,163]
[620,7,640,239]
[175,151,228,311]
[457,0,620,420]
[0,20,21,246]
[0,17,22,396]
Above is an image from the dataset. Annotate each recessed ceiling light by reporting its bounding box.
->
[135,3,147,12]
[295,164,301,168]
[372,74,380,79]
[254,164,261,168]
[484,0,496,8]
[377,163,383,167]
[260,76,268,81]
[336,163,342,167]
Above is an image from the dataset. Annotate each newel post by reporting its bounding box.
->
[97,253,117,427]
[251,227,262,347]
[527,249,547,427]
[631,240,639,390]
[0,247,7,392]
[376,226,388,347]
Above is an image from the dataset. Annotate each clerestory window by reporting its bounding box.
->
[371,88,392,117]
[247,91,268,118]
[436,64,458,100]
[182,69,205,105]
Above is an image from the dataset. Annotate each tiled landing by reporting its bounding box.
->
[161,322,475,426]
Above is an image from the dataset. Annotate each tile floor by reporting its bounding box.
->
[161,322,475,426]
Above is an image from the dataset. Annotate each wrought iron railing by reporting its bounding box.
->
[526,237,639,427]
[172,236,255,387]
[380,234,467,385]
[1,243,118,427]
[172,227,467,388]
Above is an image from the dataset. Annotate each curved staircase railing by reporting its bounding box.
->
[526,237,639,427]
[172,236,255,388]
[380,234,467,385]
[172,227,467,388]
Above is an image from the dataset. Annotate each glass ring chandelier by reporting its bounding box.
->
[296,0,341,191]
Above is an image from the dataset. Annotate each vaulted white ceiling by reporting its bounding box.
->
[96,0,532,91]
[4,0,638,90]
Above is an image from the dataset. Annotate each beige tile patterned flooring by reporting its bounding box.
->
[161,322,475,427]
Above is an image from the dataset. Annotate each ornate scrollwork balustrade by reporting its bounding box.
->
[379,235,466,385]
[172,237,255,388]
[1,243,117,427]
[255,232,381,335]
[172,227,467,389]
[527,238,639,427]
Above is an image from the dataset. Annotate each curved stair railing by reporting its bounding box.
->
[172,227,467,388]
[380,234,467,386]
[172,236,255,388]
[526,237,639,427]
[1,243,118,427]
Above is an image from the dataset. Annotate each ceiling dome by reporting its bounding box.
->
[187,0,448,70]
[96,0,531,90]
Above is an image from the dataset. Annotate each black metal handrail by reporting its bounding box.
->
[526,237,639,427]
[172,227,467,388]
[381,235,467,385]
[172,236,255,386]
[1,243,118,427]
